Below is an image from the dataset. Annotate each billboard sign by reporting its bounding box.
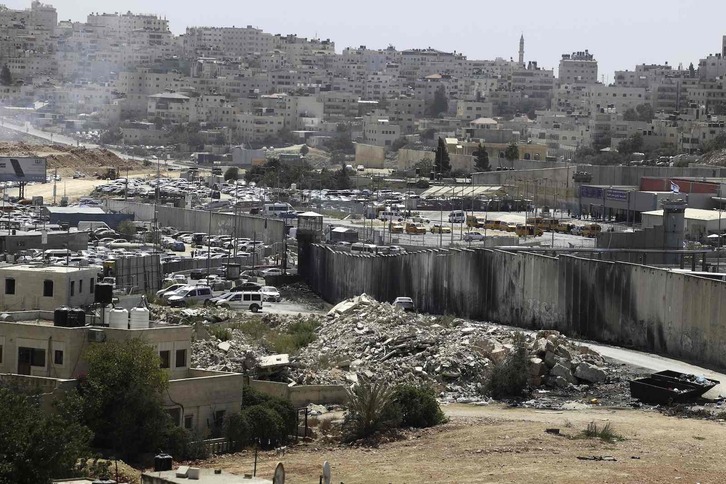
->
[0,157,47,182]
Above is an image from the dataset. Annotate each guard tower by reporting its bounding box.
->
[662,198,687,265]
[296,212,324,281]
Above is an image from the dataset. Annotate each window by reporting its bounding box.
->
[184,415,194,430]
[175,349,187,368]
[79,280,83,294]
[5,278,15,295]
[43,280,53,297]
[54,350,64,365]
[90,279,95,293]
[30,348,45,367]
[70,281,75,296]
[160,350,170,368]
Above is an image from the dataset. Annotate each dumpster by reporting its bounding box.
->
[630,370,719,405]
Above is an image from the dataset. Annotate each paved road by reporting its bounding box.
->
[582,341,726,398]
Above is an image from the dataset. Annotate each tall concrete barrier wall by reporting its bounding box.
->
[302,245,726,369]
[106,201,286,245]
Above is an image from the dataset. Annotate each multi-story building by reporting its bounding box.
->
[362,113,401,147]
[183,25,274,58]
[0,315,244,437]
[558,50,598,85]
[584,85,647,116]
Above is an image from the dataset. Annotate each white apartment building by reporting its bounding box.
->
[456,100,494,120]
[362,113,401,147]
[558,50,598,85]
[147,92,192,123]
[237,111,286,142]
[183,25,274,58]
[584,85,647,115]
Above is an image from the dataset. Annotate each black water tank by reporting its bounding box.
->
[95,283,114,304]
[53,307,70,327]
[66,308,85,327]
[154,453,173,472]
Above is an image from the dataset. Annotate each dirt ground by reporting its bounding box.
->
[20,173,159,203]
[207,404,726,483]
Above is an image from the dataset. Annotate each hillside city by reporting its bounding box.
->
[4,2,726,484]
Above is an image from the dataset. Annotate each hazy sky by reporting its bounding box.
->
[8,0,726,80]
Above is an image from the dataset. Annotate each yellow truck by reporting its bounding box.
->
[430,224,452,234]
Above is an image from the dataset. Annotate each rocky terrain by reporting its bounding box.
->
[185,294,625,404]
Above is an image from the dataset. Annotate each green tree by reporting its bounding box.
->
[224,166,240,181]
[0,387,93,484]
[413,158,433,178]
[420,128,436,141]
[390,385,445,428]
[484,334,530,399]
[116,220,136,238]
[428,85,449,117]
[333,165,352,190]
[434,137,451,176]
[473,143,490,172]
[300,144,309,156]
[504,142,519,167]
[77,338,174,462]
[342,381,400,442]
[688,62,696,78]
[617,133,644,155]
[635,103,655,122]
[0,64,12,86]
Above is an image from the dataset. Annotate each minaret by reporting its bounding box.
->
[519,34,525,66]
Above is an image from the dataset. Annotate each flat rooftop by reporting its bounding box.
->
[642,208,725,221]
[143,468,271,484]
[0,263,99,274]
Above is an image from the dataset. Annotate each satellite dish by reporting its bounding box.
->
[322,461,331,484]
[273,462,285,484]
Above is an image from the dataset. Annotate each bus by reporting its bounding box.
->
[263,203,294,218]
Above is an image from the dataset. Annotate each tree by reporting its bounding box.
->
[116,220,136,238]
[0,64,12,86]
[504,143,519,167]
[420,128,436,141]
[617,133,644,155]
[342,381,399,442]
[300,144,309,156]
[428,85,449,117]
[434,137,451,176]
[624,103,654,122]
[0,387,93,484]
[473,143,490,172]
[224,166,240,181]
[413,158,433,178]
[77,338,174,462]
[688,62,696,79]
[704,133,726,153]
[391,137,408,152]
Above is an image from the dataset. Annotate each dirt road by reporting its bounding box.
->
[209,403,726,483]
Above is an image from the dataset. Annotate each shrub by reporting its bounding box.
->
[266,399,297,438]
[484,334,530,399]
[242,405,284,448]
[342,381,400,442]
[164,426,209,460]
[207,325,231,341]
[391,385,446,428]
[581,421,621,443]
[224,413,251,451]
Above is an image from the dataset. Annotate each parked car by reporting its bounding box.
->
[260,286,281,302]
[463,231,485,242]
[170,241,185,252]
[205,291,236,306]
[156,283,186,299]
[261,267,283,277]
[216,291,265,312]
[393,296,415,312]
[430,224,451,234]
[231,282,262,292]
[167,286,213,307]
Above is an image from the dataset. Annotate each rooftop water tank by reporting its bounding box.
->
[53,307,70,327]
[108,308,128,329]
[129,306,150,329]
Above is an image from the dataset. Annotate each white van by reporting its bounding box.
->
[78,221,111,232]
[263,203,294,217]
[167,286,213,307]
[215,291,265,312]
[449,210,466,224]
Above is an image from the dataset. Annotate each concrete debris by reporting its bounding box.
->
[151,305,233,326]
[289,295,611,402]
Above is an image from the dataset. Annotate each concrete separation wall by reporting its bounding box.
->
[301,245,726,369]
[250,379,347,407]
[106,200,286,245]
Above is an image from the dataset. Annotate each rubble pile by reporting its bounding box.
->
[191,329,259,373]
[289,295,611,402]
[151,306,233,325]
